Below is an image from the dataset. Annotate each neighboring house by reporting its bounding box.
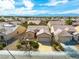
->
[73,26,79,42]
[0,23,26,41]
[18,18,27,23]
[51,25,74,43]
[64,25,76,33]
[10,21,22,25]
[47,20,65,28]
[37,29,51,45]
[54,29,72,43]
[0,32,6,42]
[73,32,79,42]
[51,25,76,34]
[72,22,79,26]
[27,20,41,25]
[75,26,79,32]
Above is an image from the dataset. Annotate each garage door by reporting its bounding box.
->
[38,37,51,45]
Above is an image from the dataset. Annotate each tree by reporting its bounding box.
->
[29,41,39,49]
[29,22,36,25]
[0,19,5,22]
[65,18,73,25]
[16,44,21,49]
[21,21,28,28]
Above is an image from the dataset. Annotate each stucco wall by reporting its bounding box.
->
[58,36,72,43]
[25,32,35,39]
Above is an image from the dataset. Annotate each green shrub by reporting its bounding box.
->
[0,19,5,22]
[16,44,21,49]
[65,19,73,25]
[0,43,6,47]
[0,45,3,50]
[29,22,37,25]
[53,41,64,51]
[29,41,39,49]
[20,41,26,45]
[2,43,6,47]
[59,45,64,51]
[21,21,28,28]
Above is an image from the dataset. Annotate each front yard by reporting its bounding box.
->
[3,39,54,52]
[3,39,64,52]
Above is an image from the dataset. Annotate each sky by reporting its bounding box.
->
[0,0,79,16]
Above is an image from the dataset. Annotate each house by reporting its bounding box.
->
[75,26,79,32]
[10,21,22,25]
[64,25,76,33]
[37,28,51,45]
[51,25,76,34]
[26,29,35,39]
[51,25,74,43]
[0,22,26,41]
[73,32,79,42]
[54,29,72,43]
[25,25,51,43]
[47,20,65,28]
[73,26,79,42]
[27,20,41,25]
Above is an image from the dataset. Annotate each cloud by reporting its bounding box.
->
[12,8,79,15]
[54,9,79,14]
[14,8,49,15]
[0,0,15,10]
[40,0,68,6]
[15,9,36,15]
[23,0,34,10]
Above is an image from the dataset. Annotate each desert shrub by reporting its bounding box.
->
[21,21,28,28]
[29,22,37,25]
[0,44,3,50]
[29,41,39,49]
[65,19,73,25]
[20,41,26,45]
[53,41,64,51]
[2,43,6,47]
[16,44,21,49]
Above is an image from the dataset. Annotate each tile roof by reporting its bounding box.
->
[36,28,51,35]
[51,25,75,33]
[27,20,41,25]
[27,25,50,34]
[48,20,65,26]
[0,22,19,35]
[54,29,72,36]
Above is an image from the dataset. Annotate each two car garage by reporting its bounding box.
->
[37,33,51,45]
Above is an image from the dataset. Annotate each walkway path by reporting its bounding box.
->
[4,40,19,50]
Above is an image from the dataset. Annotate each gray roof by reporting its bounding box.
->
[52,25,75,32]
[54,29,72,36]
[36,28,51,35]
[58,30,72,36]
[27,20,41,25]
[48,20,65,26]
[27,25,50,34]
[0,22,19,35]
